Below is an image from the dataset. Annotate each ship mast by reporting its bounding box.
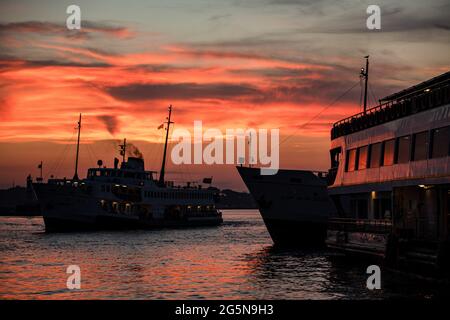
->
[36,161,43,182]
[73,113,81,180]
[39,161,43,181]
[159,105,173,187]
[361,55,370,113]
[119,138,127,164]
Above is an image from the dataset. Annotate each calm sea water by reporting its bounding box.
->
[0,210,446,299]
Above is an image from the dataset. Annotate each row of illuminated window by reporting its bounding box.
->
[345,125,450,172]
[88,169,152,180]
[143,190,212,200]
[99,184,213,200]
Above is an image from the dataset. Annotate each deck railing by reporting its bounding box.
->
[311,171,329,179]
[328,217,392,234]
[331,83,450,139]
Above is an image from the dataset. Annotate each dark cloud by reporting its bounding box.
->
[104,78,381,107]
[0,57,111,72]
[267,0,331,15]
[25,60,111,68]
[0,20,133,39]
[177,37,301,53]
[105,83,260,101]
[97,115,119,135]
[0,21,61,33]
[208,14,232,21]
[171,44,331,68]
[435,23,450,31]
[229,67,316,78]
[252,80,361,105]
[173,47,274,60]
[125,64,199,73]
[229,0,450,37]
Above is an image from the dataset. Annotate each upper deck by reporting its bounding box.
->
[331,71,450,140]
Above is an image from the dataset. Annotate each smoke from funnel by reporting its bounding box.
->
[127,142,143,159]
[113,140,143,159]
[98,115,119,135]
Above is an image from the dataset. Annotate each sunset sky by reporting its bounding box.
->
[0,0,449,190]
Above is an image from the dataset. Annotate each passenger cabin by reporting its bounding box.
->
[87,157,155,185]
[326,71,450,273]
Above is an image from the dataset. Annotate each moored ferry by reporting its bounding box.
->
[238,58,450,277]
[326,61,450,277]
[236,166,335,246]
[33,106,223,232]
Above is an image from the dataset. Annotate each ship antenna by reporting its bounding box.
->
[73,113,81,180]
[159,105,173,187]
[38,161,43,182]
[248,131,253,167]
[119,138,127,164]
[361,55,370,113]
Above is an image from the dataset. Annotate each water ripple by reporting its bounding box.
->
[0,211,446,299]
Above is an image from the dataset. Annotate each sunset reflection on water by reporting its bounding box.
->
[0,211,445,299]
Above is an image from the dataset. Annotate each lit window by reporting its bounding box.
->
[396,135,411,164]
[369,142,382,168]
[346,149,357,172]
[383,139,395,166]
[358,146,368,170]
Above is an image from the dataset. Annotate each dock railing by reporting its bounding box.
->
[328,217,392,234]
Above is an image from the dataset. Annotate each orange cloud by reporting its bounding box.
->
[0,20,396,189]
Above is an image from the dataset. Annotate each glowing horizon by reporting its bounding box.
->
[1,0,449,189]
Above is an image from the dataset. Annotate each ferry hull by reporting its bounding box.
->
[33,183,222,232]
[236,166,336,247]
[263,218,327,247]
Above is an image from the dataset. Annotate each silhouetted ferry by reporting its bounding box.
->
[236,167,334,246]
[238,58,450,277]
[33,106,223,232]
[326,65,450,277]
